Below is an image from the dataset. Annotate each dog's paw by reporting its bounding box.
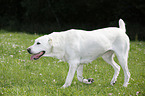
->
[83,78,94,84]
[88,78,94,83]
[111,81,116,86]
[123,82,129,87]
[61,85,67,89]
[61,84,71,88]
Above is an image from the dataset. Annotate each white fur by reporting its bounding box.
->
[28,19,130,88]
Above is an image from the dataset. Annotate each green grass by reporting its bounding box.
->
[0,30,145,96]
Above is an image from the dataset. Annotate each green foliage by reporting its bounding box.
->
[0,30,145,95]
[0,0,145,40]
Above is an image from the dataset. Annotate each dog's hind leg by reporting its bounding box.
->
[102,50,120,85]
[114,39,130,87]
[77,65,84,82]
[116,52,130,87]
[77,65,94,84]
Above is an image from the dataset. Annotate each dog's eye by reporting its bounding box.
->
[37,42,41,45]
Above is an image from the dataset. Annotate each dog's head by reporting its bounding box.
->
[27,35,52,60]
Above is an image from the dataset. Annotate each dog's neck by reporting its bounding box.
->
[48,33,66,61]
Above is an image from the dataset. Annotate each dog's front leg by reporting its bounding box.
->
[77,65,94,84]
[62,60,79,88]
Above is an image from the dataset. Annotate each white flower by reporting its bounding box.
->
[109,93,112,95]
[10,55,13,57]
[136,91,140,95]
[40,73,42,76]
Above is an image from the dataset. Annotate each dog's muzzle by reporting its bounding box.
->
[27,48,45,60]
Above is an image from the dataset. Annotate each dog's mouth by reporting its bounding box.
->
[30,51,45,60]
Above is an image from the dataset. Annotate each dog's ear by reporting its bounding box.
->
[48,38,53,45]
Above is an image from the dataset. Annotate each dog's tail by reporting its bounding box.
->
[119,19,126,32]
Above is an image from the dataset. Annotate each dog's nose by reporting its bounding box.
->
[27,48,31,54]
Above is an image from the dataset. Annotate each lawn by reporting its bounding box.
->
[0,30,145,96]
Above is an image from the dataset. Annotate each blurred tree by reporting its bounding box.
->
[0,0,144,40]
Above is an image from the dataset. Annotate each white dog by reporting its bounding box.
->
[27,19,130,88]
